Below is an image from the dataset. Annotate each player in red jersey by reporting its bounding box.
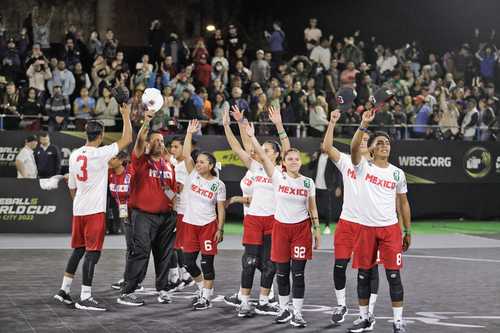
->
[54,104,132,311]
[182,119,226,310]
[223,106,289,317]
[348,110,411,333]
[246,122,321,328]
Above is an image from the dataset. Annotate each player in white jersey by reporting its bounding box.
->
[54,104,132,311]
[181,120,226,310]
[226,169,254,215]
[167,136,195,290]
[349,110,411,333]
[222,106,289,317]
[322,110,381,328]
[246,122,321,328]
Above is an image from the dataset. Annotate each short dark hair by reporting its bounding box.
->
[368,131,390,147]
[39,131,49,138]
[25,134,37,143]
[85,120,104,142]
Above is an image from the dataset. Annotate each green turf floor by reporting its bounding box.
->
[222,220,500,235]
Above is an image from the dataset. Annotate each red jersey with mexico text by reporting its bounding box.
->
[68,143,119,216]
[108,164,135,204]
[247,160,278,216]
[128,152,176,213]
[332,152,362,223]
[355,157,407,227]
[182,171,226,226]
[272,169,315,224]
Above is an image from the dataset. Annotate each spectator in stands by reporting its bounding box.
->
[26,57,52,97]
[2,38,21,82]
[413,94,432,138]
[48,60,75,98]
[45,84,70,132]
[460,98,479,141]
[16,134,38,179]
[232,60,251,89]
[428,53,444,79]
[250,50,271,88]
[103,29,119,61]
[377,48,398,79]
[438,87,460,140]
[339,105,361,137]
[73,87,96,131]
[161,33,189,72]
[476,44,498,83]
[34,132,61,178]
[24,43,46,69]
[229,86,249,115]
[19,88,43,131]
[210,92,229,134]
[478,97,496,141]
[226,24,246,64]
[342,36,364,66]
[72,62,91,102]
[194,54,212,88]
[179,88,199,120]
[95,85,119,128]
[161,55,177,79]
[88,30,103,58]
[373,103,395,134]
[148,19,165,64]
[211,47,229,85]
[308,94,329,137]
[1,81,21,129]
[265,21,286,66]
[192,38,209,64]
[129,84,146,130]
[61,38,81,72]
[31,6,54,52]
[310,37,332,70]
[392,100,408,139]
[304,18,322,53]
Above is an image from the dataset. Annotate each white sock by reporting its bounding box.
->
[202,288,213,300]
[359,305,369,320]
[181,267,191,280]
[269,285,275,299]
[81,285,92,300]
[169,267,180,283]
[278,295,290,310]
[393,306,403,322]
[335,288,346,307]
[259,293,269,305]
[237,288,243,300]
[196,281,203,292]
[61,276,73,293]
[369,293,378,315]
[240,294,250,305]
[292,298,304,314]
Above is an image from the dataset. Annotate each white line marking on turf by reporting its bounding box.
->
[315,250,500,263]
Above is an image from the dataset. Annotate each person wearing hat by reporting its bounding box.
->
[16,135,38,179]
[412,95,431,138]
[2,38,21,82]
[45,84,71,132]
[250,50,271,88]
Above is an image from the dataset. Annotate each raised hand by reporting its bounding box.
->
[330,109,341,123]
[143,110,154,124]
[245,122,255,138]
[268,106,282,124]
[187,119,200,134]
[361,109,375,125]
[119,103,131,118]
[230,105,245,122]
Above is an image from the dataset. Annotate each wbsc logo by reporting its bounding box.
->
[463,147,492,178]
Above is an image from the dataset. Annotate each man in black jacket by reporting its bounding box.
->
[309,142,343,234]
[34,132,62,178]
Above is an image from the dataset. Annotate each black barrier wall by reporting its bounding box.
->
[0,132,499,232]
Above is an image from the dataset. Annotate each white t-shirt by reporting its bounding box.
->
[173,159,188,214]
[310,46,331,70]
[16,147,37,179]
[247,160,278,216]
[333,153,361,224]
[183,171,226,226]
[68,143,119,216]
[240,170,254,215]
[272,169,315,224]
[355,158,407,227]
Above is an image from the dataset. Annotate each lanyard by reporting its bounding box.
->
[111,166,130,205]
[148,157,170,190]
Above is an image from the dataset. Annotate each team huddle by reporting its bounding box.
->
[52,87,412,333]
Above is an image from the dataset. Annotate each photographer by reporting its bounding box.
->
[26,58,52,96]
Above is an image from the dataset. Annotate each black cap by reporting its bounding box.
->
[335,87,357,111]
[112,86,130,105]
[370,87,395,108]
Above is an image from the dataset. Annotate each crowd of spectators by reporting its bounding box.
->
[1,13,499,141]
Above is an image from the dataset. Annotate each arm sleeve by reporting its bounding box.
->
[96,142,119,161]
[217,181,227,201]
[396,170,408,194]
